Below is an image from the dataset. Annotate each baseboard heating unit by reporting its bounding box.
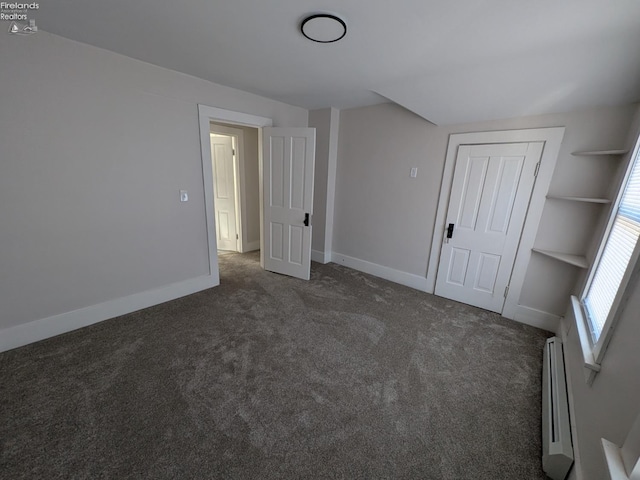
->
[542,337,574,480]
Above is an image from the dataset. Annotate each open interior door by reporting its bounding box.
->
[261,127,315,280]
[210,134,238,252]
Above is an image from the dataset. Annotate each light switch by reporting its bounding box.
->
[410,167,418,178]
[180,190,188,202]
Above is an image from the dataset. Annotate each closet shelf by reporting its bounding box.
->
[571,149,628,156]
[531,248,589,269]
[546,195,611,204]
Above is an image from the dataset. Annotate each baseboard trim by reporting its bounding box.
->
[331,252,429,292]
[0,275,218,353]
[509,305,561,332]
[242,240,260,252]
[311,249,331,264]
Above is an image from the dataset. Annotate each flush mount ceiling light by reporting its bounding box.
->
[300,14,346,43]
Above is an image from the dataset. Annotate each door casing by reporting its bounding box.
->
[427,128,565,328]
[434,142,543,313]
[197,105,273,286]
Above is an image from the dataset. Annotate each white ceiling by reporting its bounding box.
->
[37,0,640,125]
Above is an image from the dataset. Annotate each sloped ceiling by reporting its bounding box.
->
[35,0,640,124]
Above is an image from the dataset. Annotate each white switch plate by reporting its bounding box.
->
[410,167,418,178]
[180,190,188,202]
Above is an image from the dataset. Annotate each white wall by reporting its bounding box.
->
[240,126,260,248]
[308,108,339,262]
[563,104,640,480]
[0,32,307,344]
[309,109,331,254]
[564,276,640,480]
[333,102,638,324]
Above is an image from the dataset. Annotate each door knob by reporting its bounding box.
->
[304,213,310,226]
[446,223,455,239]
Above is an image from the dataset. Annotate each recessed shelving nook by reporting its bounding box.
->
[532,148,628,270]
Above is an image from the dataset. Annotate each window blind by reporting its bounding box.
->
[584,149,640,343]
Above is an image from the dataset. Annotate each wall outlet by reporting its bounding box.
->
[180,190,188,202]
[410,167,418,178]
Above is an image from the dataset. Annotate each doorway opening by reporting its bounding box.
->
[198,104,316,286]
[197,105,273,287]
[209,121,261,256]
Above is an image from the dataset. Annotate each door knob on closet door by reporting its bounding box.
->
[446,223,455,239]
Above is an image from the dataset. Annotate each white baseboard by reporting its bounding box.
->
[0,274,218,353]
[330,252,429,292]
[330,253,559,331]
[509,305,561,332]
[311,249,331,264]
[242,240,260,252]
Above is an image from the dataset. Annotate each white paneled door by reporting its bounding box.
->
[435,142,544,312]
[262,127,315,280]
[211,134,238,252]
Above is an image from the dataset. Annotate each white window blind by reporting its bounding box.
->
[583,145,640,343]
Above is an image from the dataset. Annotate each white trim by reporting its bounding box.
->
[324,107,340,256]
[0,275,217,353]
[572,252,640,385]
[511,305,561,332]
[571,295,601,385]
[258,127,265,269]
[198,105,273,276]
[312,249,331,264]
[602,438,630,480]
[572,134,640,384]
[582,137,640,364]
[200,106,274,129]
[426,127,566,317]
[331,252,429,292]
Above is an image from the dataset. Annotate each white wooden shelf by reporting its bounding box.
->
[601,438,630,480]
[532,248,589,268]
[546,195,611,204]
[571,149,628,156]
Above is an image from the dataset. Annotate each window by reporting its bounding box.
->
[581,134,640,363]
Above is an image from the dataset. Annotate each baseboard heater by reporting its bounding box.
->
[542,337,574,480]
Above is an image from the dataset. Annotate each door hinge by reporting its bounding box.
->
[232,149,236,156]
[236,233,239,239]
[504,285,509,298]
[534,162,541,177]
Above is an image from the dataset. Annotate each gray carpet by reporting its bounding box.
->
[1,252,550,479]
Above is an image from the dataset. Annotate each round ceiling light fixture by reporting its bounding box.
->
[300,14,347,43]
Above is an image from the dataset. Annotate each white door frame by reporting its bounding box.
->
[426,127,565,323]
[210,126,245,252]
[198,105,273,285]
